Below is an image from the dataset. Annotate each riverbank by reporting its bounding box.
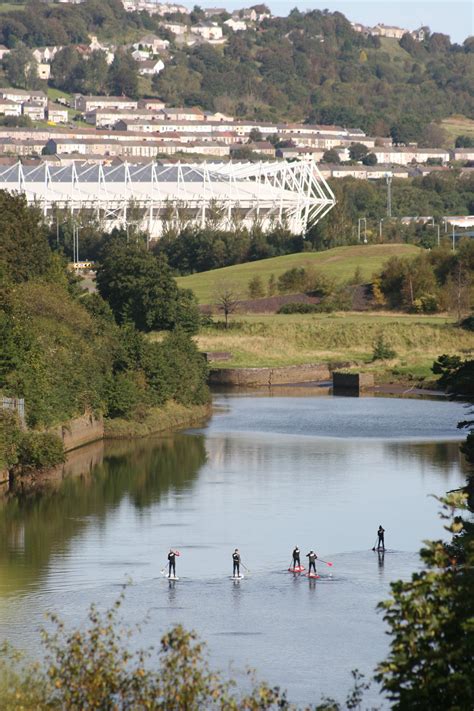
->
[103,401,212,439]
[194,312,474,387]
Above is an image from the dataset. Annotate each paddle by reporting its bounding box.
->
[371,537,378,551]
[240,561,250,573]
[317,558,333,567]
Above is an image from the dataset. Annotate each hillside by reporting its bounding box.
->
[0,2,472,141]
[176,244,421,303]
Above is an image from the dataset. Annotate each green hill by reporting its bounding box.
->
[177,244,420,303]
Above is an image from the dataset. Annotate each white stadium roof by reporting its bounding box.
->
[0,159,336,237]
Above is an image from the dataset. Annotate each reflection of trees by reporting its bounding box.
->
[383,441,467,479]
[0,434,206,598]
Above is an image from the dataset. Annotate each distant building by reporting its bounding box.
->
[138,58,165,75]
[203,8,226,18]
[190,22,223,40]
[224,18,247,31]
[161,107,205,121]
[0,89,47,107]
[0,99,22,117]
[0,45,10,60]
[22,102,46,121]
[133,34,170,53]
[75,95,138,112]
[47,103,69,124]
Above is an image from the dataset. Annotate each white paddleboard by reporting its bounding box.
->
[231,574,244,580]
[161,571,179,580]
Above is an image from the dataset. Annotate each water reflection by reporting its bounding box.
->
[0,434,206,599]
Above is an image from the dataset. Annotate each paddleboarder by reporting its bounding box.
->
[168,548,177,578]
[292,546,301,570]
[306,550,318,575]
[377,525,385,551]
[232,548,241,577]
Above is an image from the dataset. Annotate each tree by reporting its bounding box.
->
[82,49,109,95]
[213,281,240,327]
[107,50,138,98]
[455,135,474,148]
[349,142,369,162]
[267,273,277,295]
[321,148,340,164]
[419,122,448,148]
[0,192,52,282]
[96,239,200,332]
[4,44,37,89]
[362,152,377,166]
[51,46,80,90]
[376,492,474,710]
[248,275,265,298]
[249,127,263,143]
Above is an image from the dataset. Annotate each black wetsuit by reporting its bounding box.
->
[292,548,301,568]
[377,527,385,551]
[232,551,241,576]
[306,552,317,574]
[168,551,176,577]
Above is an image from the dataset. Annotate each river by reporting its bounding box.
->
[0,394,468,707]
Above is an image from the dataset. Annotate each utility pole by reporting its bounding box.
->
[452,224,455,252]
[358,217,367,244]
[386,174,392,218]
[379,218,383,241]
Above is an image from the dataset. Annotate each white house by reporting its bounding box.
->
[133,34,170,53]
[0,45,10,60]
[22,102,46,121]
[0,89,48,106]
[47,103,69,123]
[190,22,223,41]
[0,99,22,117]
[132,49,151,62]
[137,58,165,76]
[224,18,247,31]
[36,63,51,80]
[161,22,188,36]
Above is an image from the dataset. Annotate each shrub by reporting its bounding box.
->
[460,315,474,331]
[372,334,397,361]
[248,275,265,299]
[16,432,65,471]
[0,411,21,470]
[278,302,319,314]
[277,267,307,293]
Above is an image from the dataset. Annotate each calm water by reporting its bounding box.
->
[0,395,468,707]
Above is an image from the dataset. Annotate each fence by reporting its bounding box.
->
[1,397,26,426]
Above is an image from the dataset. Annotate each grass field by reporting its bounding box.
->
[441,115,474,147]
[177,244,421,304]
[191,312,474,381]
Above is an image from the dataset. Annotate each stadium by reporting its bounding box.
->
[0,159,336,238]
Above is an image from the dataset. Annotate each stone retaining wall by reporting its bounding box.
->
[209,363,331,387]
[49,412,104,453]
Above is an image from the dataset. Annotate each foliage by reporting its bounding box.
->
[372,333,396,361]
[16,431,65,471]
[460,314,474,331]
[432,355,474,398]
[0,411,21,470]
[278,301,320,314]
[0,192,53,283]
[248,275,265,298]
[96,238,200,333]
[213,282,241,328]
[376,493,474,710]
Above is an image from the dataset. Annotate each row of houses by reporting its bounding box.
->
[351,22,425,41]
[0,89,68,124]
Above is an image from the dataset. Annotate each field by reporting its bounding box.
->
[192,312,474,382]
[441,115,474,147]
[177,244,421,304]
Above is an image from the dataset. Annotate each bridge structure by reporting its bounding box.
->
[0,159,336,237]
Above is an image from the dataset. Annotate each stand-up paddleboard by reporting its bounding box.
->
[306,573,319,579]
[231,574,244,580]
[160,571,179,580]
[288,565,305,573]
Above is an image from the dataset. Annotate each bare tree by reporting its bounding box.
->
[446,261,471,321]
[213,281,240,328]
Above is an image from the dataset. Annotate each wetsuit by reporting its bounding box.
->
[306,551,317,574]
[232,551,241,577]
[377,527,385,551]
[292,548,301,568]
[168,551,176,577]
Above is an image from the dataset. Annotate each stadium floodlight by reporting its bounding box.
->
[0,159,336,237]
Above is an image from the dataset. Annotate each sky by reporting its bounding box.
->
[195,1,474,44]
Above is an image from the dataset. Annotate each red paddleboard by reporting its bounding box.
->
[306,573,320,579]
[288,565,305,573]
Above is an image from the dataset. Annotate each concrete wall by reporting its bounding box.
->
[333,372,374,391]
[50,412,104,452]
[209,363,330,387]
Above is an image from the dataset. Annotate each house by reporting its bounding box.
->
[372,24,407,39]
[161,22,188,36]
[32,46,60,64]
[75,95,138,112]
[0,99,22,117]
[0,89,47,106]
[204,111,234,122]
[137,99,166,110]
[276,146,325,161]
[22,102,46,121]
[133,35,170,53]
[47,103,69,123]
[36,63,51,80]
[235,8,257,22]
[231,140,275,156]
[137,59,165,76]
[224,18,247,31]
[132,48,151,62]
[0,45,10,60]
[190,22,223,41]
[203,8,226,18]
[452,148,474,162]
[161,107,205,121]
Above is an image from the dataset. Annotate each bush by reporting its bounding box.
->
[412,294,439,313]
[278,302,319,314]
[0,411,21,470]
[277,267,307,294]
[16,432,65,471]
[248,275,265,299]
[372,334,397,361]
[460,314,474,331]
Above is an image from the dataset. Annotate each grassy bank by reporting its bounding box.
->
[104,401,211,439]
[177,244,421,304]
[195,312,474,384]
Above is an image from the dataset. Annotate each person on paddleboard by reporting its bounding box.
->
[232,548,241,577]
[292,546,301,569]
[377,525,385,551]
[168,548,177,577]
[306,550,317,575]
